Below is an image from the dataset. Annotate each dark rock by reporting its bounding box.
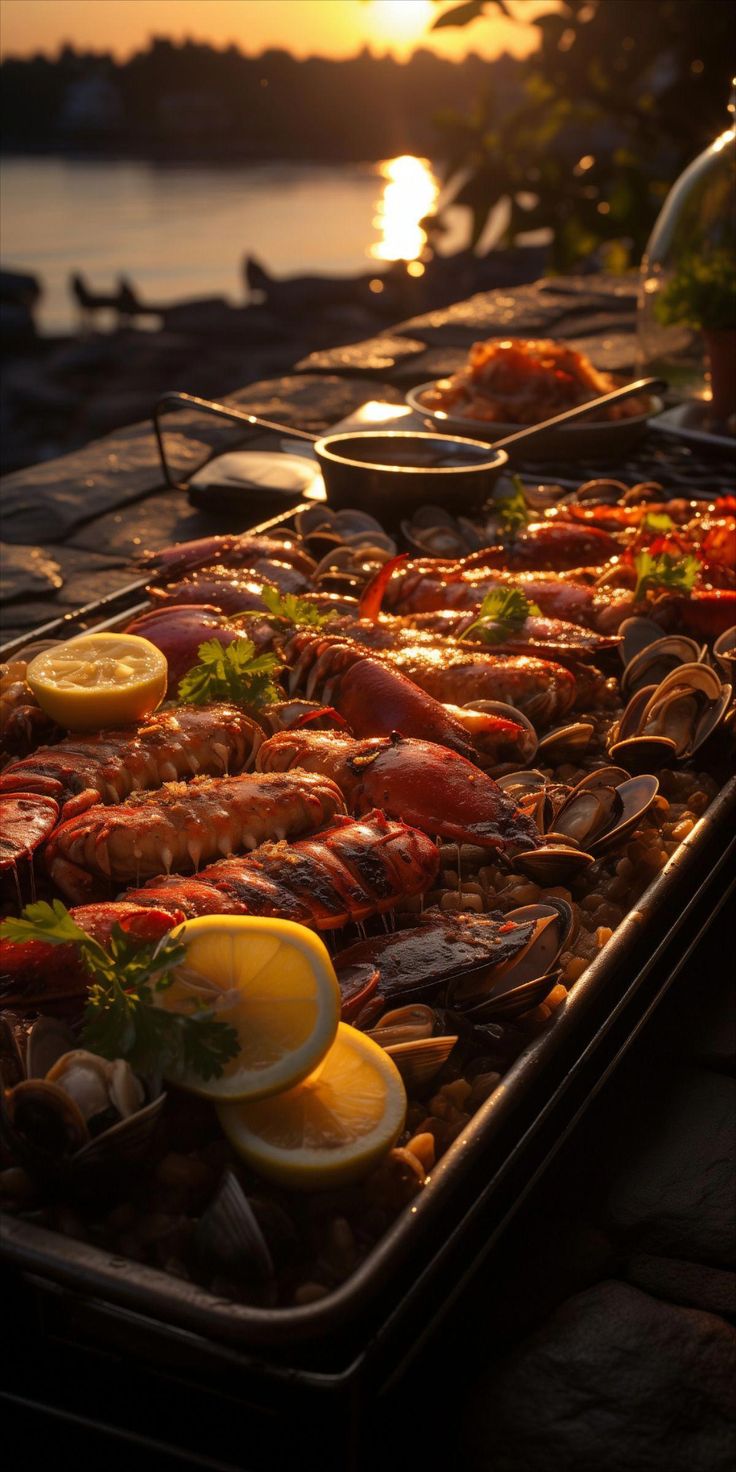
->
[68,489,208,561]
[295,335,427,376]
[625,1254,736,1317]
[461,1280,736,1472]
[0,543,63,603]
[227,374,402,433]
[604,1067,735,1265]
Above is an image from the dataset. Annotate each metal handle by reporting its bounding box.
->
[488,377,666,451]
[153,391,317,491]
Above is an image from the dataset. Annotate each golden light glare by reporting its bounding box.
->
[371,154,438,262]
[370,0,434,46]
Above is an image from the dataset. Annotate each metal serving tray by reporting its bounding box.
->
[2,496,735,1446]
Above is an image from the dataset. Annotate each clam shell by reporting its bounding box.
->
[25,1017,76,1080]
[619,616,665,664]
[512,845,595,885]
[368,1003,435,1048]
[2,1078,91,1159]
[713,626,736,681]
[553,785,621,846]
[459,699,539,765]
[333,509,386,536]
[294,505,337,538]
[608,734,678,772]
[462,969,561,1022]
[590,773,659,853]
[536,723,594,763]
[384,1035,458,1089]
[194,1170,274,1286]
[622,635,704,697]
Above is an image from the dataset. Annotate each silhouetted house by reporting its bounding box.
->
[157,92,229,137]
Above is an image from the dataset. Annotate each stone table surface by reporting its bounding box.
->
[1,276,734,1469]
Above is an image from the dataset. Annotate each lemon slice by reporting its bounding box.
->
[218,1023,407,1189]
[160,915,341,1103]
[26,632,168,730]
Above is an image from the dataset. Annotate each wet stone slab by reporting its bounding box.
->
[460,1280,736,1472]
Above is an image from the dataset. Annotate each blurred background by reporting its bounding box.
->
[1,0,733,470]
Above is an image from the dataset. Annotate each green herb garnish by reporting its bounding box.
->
[633,550,700,604]
[0,900,239,1082]
[641,510,676,534]
[178,638,280,709]
[463,586,541,643]
[260,586,330,628]
[494,476,532,535]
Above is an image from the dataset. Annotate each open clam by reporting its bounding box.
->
[401,506,483,558]
[367,1004,458,1090]
[445,900,574,1021]
[499,766,660,884]
[609,662,732,771]
[0,1023,165,1186]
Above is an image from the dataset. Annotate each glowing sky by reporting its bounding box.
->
[0,0,548,63]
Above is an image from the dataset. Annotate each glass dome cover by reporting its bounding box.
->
[638,81,736,418]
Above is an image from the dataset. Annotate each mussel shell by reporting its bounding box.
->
[459,699,539,765]
[25,1017,76,1081]
[552,785,621,846]
[448,902,573,1009]
[194,1170,275,1289]
[1,1078,90,1160]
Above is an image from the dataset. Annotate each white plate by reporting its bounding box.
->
[406,381,662,461]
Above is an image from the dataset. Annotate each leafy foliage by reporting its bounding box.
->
[494,475,533,533]
[655,249,736,331]
[0,900,240,1082]
[260,586,330,628]
[633,550,700,604]
[428,0,735,270]
[463,586,541,642]
[178,638,280,709]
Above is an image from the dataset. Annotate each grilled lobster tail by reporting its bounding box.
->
[127,811,440,929]
[0,704,263,818]
[45,770,348,903]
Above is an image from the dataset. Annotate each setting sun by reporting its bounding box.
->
[370,0,434,51]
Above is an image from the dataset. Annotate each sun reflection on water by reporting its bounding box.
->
[370,154,439,263]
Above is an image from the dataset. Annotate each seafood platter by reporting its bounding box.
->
[1,461,735,1385]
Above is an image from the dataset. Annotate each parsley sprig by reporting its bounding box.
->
[462,587,541,643]
[493,476,532,535]
[633,550,700,604]
[0,900,240,1082]
[178,638,280,709]
[260,586,330,628]
[641,510,676,534]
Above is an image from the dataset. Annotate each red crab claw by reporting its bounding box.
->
[0,900,183,1014]
[0,793,59,870]
[359,553,409,620]
[256,729,539,850]
[125,604,240,696]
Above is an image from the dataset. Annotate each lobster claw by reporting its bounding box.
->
[359,553,409,620]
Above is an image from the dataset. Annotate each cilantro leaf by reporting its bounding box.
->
[494,476,532,534]
[260,586,329,628]
[0,902,240,1083]
[642,510,676,534]
[462,586,541,643]
[633,551,700,604]
[178,638,281,709]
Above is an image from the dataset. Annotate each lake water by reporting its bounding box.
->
[1,154,474,334]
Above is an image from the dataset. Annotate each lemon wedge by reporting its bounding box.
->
[218,1023,407,1189]
[160,915,341,1103]
[26,632,168,730]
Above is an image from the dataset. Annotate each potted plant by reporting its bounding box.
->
[655,248,736,420]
